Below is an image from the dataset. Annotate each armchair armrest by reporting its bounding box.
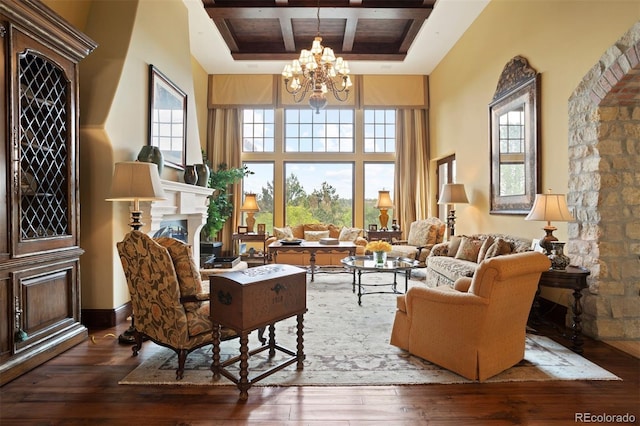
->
[180,292,210,304]
[454,277,473,292]
[392,239,408,245]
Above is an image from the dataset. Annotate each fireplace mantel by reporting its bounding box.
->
[140,180,211,261]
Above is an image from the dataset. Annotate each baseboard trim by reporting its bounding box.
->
[82,302,131,329]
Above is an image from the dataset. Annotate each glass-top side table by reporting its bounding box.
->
[341,255,419,305]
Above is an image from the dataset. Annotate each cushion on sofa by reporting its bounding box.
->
[484,237,513,259]
[455,236,483,262]
[477,235,495,262]
[447,235,463,256]
[304,230,331,241]
[338,226,362,242]
[273,226,294,240]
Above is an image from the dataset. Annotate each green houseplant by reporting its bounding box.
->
[201,162,252,241]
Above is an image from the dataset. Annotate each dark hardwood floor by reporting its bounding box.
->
[1,320,638,425]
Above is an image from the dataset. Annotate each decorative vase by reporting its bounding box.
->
[373,251,388,267]
[549,241,570,270]
[195,163,210,187]
[183,165,197,185]
[137,145,164,175]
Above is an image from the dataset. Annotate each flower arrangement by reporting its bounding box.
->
[365,240,392,253]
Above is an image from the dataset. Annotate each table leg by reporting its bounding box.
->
[357,270,363,306]
[268,323,276,357]
[211,323,221,380]
[296,313,305,370]
[309,251,316,282]
[351,267,356,292]
[570,289,584,355]
[238,333,250,401]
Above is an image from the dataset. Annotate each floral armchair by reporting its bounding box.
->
[388,217,446,266]
[117,231,237,379]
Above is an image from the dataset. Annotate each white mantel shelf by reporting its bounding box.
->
[141,179,212,261]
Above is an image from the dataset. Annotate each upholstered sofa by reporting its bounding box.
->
[265,223,368,266]
[425,233,532,287]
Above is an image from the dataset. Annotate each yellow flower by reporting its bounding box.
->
[365,240,392,253]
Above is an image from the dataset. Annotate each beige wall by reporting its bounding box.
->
[429,1,639,241]
[45,0,209,309]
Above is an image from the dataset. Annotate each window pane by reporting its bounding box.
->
[284,162,353,226]
[364,163,395,229]
[242,109,275,152]
[243,162,274,235]
[363,109,396,153]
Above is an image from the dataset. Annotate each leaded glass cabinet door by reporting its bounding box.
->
[11,33,79,256]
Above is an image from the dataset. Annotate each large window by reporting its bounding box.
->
[242,108,396,229]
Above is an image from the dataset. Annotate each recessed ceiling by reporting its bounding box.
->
[183,0,489,75]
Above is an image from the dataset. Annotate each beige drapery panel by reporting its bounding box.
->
[206,108,242,253]
[395,109,430,232]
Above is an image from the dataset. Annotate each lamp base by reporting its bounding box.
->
[447,209,457,237]
[540,226,558,255]
[378,209,389,231]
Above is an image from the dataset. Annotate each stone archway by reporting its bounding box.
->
[567,22,639,346]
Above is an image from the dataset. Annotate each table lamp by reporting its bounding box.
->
[240,193,260,233]
[525,189,574,254]
[376,190,394,230]
[437,183,469,237]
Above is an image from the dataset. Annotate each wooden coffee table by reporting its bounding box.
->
[268,240,357,281]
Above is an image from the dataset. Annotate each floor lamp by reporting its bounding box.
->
[106,161,166,344]
[376,190,394,230]
[437,183,469,238]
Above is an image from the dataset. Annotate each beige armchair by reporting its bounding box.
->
[388,218,446,266]
[117,231,237,379]
[390,251,550,381]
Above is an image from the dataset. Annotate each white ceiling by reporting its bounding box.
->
[183,0,489,76]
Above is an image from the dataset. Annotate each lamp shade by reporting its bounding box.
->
[106,161,166,201]
[240,193,260,212]
[438,183,469,205]
[375,190,394,209]
[525,193,574,222]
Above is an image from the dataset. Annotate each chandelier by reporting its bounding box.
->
[281,1,352,113]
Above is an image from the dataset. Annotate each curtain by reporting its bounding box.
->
[206,108,242,254]
[395,109,430,233]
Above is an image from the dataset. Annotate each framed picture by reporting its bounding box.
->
[369,224,378,231]
[257,223,266,235]
[531,238,544,253]
[148,64,187,170]
[237,226,248,234]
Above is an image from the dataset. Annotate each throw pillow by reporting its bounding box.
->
[338,226,361,242]
[304,230,330,241]
[447,235,463,257]
[484,237,513,259]
[274,226,294,240]
[407,221,437,247]
[454,236,483,262]
[155,237,202,312]
[477,235,495,263]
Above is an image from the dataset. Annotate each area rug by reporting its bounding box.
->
[120,273,620,386]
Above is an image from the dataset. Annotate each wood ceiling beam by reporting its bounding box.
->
[204,7,432,20]
[231,52,407,61]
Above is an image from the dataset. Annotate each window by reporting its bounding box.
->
[241,108,396,229]
[284,109,353,152]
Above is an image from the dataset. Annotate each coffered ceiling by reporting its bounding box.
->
[183,0,490,75]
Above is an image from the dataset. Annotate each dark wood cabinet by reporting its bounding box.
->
[0,0,96,385]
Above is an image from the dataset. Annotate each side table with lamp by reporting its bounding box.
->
[375,189,394,231]
[525,189,590,354]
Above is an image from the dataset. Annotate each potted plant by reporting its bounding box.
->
[201,162,252,242]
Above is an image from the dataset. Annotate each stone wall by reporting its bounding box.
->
[567,22,640,341]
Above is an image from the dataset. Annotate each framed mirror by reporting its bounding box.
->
[489,56,540,214]
[148,64,187,170]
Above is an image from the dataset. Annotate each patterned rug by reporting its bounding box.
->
[120,272,620,386]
